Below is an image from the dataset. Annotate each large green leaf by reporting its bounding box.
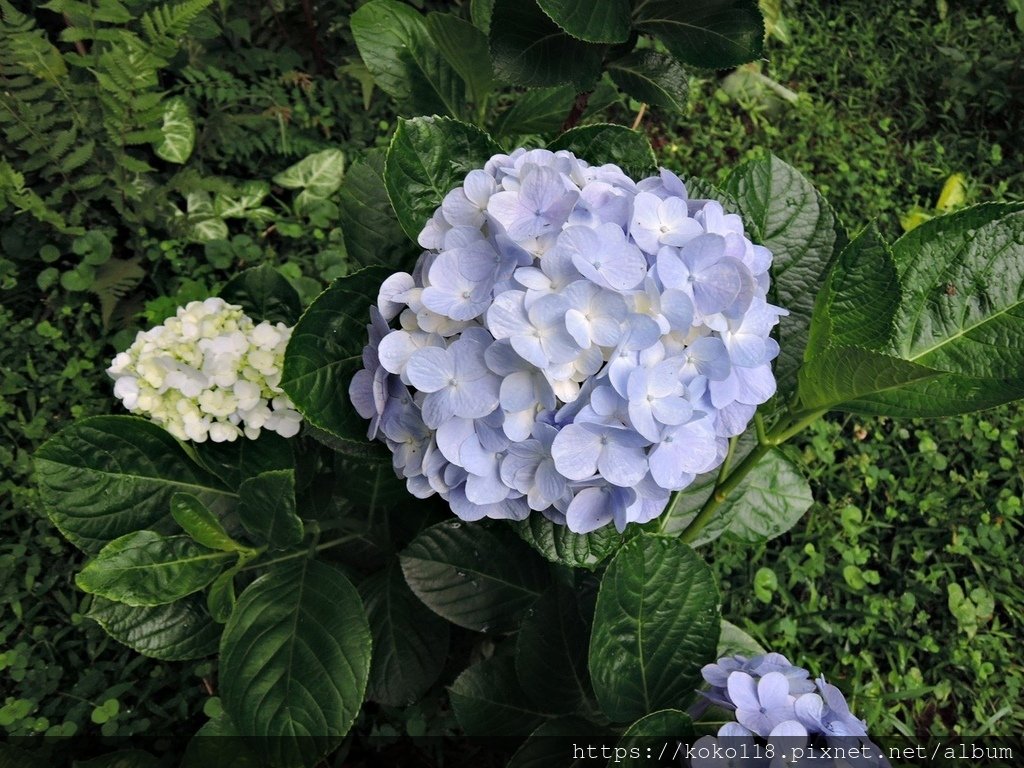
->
[220,263,302,326]
[359,563,450,706]
[191,430,295,491]
[219,560,371,767]
[516,584,595,715]
[384,116,502,243]
[615,710,695,767]
[449,656,548,744]
[547,124,657,179]
[493,79,620,137]
[280,266,393,455]
[507,717,613,768]
[724,155,845,393]
[237,469,303,548]
[338,150,418,272]
[351,0,465,118]
[589,535,719,722]
[632,0,764,70]
[489,0,605,88]
[35,416,235,553]
[400,521,550,632]
[805,223,899,358]
[889,205,1024,382]
[273,149,345,213]
[170,493,248,552]
[76,531,233,606]
[514,515,622,570]
[536,0,630,43]
[154,96,195,164]
[425,12,495,106]
[86,594,220,660]
[717,619,766,656]
[607,50,689,113]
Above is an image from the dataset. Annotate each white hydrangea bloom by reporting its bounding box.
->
[107,298,302,442]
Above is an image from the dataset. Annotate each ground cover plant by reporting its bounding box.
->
[0,0,1019,765]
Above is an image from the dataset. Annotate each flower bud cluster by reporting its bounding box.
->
[350,148,786,532]
[108,297,302,442]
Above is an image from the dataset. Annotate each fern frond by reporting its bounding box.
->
[141,0,215,57]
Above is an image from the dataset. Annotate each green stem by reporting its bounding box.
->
[675,406,829,544]
[239,533,360,572]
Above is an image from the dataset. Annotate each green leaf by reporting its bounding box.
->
[71,750,161,768]
[632,0,764,70]
[806,223,899,358]
[489,0,605,88]
[191,430,295,491]
[351,0,466,117]
[237,469,303,548]
[280,266,393,455]
[171,493,248,552]
[471,0,493,32]
[400,521,550,632]
[607,50,689,113]
[206,568,237,623]
[35,416,235,554]
[589,535,719,722]
[219,560,371,767]
[87,594,220,660]
[717,619,766,656]
[338,150,418,271]
[796,346,943,414]
[384,116,502,243]
[615,710,694,767]
[535,0,630,43]
[514,515,622,570]
[449,656,548,744]
[724,154,845,392]
[889,205,1024,384]
[154,96,195,164]
[516,584,595,715]
[425,12,495,105]
[220,263,302,325]
[493,78,621,138]
[273,149,345,213]
[359,563,450,706]
[547,124,657,179]
[507,717,613,768]
[76,531,233,607]
[89,257,146,329]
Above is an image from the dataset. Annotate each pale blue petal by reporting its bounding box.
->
[406,346,453,393]
[565,487,615,533]
[550,423,602,480]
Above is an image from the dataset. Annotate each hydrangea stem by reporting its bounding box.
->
[676,406,829,544]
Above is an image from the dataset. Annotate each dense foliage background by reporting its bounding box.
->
[2,0,1021,761]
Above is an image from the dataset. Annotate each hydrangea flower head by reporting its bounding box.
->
[350,148,787,533]
[108,297,302,442]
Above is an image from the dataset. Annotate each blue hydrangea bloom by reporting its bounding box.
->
[349,148,787,532]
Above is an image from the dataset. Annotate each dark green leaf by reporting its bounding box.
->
[220,263,302,325]
[806,223,899,358]
[351,0,466,117]
[449,656,548,743]
[34,416,235,553]
[607,50,689,113]
[207,568,238,623]
[536,0,630,43]
[76,531,233,606]
[400,521,550,632]
[493,86,582,137]
[632,0,764,70]
[616,710,694,767]
[717,619,765,656]
[72,750,160,768]
[514,515,622,570]
[338,150,419,272]
[516,584,595,715]
[426,12,495,105]
[191,430,295,491]
[87,594,220,660]
[359,563,450,706]
[547,124,657,178]
[171,493,248,552]
[280,265,393,455]
[589,535,719,722]
[220,560,371,767]
[507,717,613,768]
[273,149,345,213]
[490,0,605,88]
[724,154,845,393]
[471,0,493,32]
[237,469,303,548]
[384,116,502,243]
